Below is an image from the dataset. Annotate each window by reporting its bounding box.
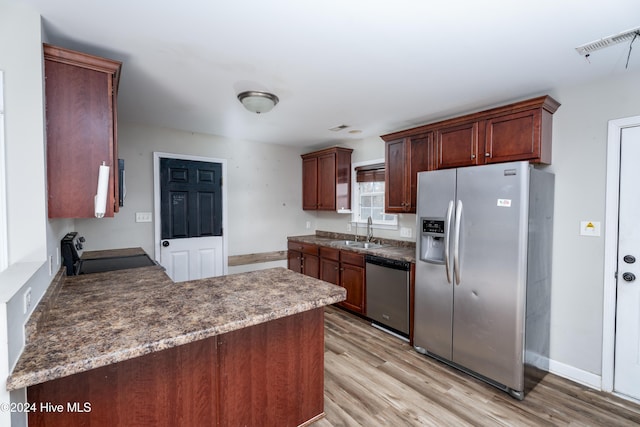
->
[351,160,397,228]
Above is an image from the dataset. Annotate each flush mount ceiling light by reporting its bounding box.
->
[237,91,279,114]
[575,26,640,56]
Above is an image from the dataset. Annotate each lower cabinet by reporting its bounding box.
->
[27,309,325,426]
[287,242,319,278]
[319,247,365,315]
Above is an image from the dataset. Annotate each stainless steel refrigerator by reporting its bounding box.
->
[414,161,554,400]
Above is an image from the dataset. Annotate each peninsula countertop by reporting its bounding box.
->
[7,263,345,391]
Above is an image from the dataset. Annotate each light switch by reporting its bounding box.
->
[580,221,601,237]
[135,212,153,223]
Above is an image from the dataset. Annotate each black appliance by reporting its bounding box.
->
[61,232,155,275]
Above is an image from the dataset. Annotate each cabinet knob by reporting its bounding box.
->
[471,154,476,159]
[485,152,491,157]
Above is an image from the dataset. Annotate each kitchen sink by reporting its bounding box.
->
[336,240,385,249]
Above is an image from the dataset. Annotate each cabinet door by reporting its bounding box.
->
[287,250,302,274]
[484,109,543,164]
[46,59,116,218]
[385,138,409,213]
[320,258,340,286]
[302,157,318,210]
[316,153,336,210]
[435,122,479,169]
[340,263,365,314]
[303,255,320,279]
[408,133,433,213]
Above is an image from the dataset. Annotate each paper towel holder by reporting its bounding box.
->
[94,161,110,218]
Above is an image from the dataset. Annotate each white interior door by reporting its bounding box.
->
[614,124,640,400]
[160,236,223,282]
[153,152,228,282]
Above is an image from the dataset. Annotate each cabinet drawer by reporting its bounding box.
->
[320,246,340,261]
[340,250,365,267]
[287,241,319,256]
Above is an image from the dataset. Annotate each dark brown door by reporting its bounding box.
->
[408,133,433,213]
[435,122,479,169]
[302,157,318,210]
[385,138,409,213]
[160,158,223,239]
[340,263,365,314]
[317,153,336,210]
[484,109,541,163]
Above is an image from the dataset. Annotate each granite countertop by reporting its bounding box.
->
[288,231,416,263]
[7,260,345,390]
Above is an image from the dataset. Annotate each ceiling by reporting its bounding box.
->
[20,0,640,148]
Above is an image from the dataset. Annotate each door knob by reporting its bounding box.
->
[623,255,636,264]
[162,241,170,247]
[622,272,636,282]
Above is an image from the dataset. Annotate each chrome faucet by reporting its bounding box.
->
[366,216,373,242]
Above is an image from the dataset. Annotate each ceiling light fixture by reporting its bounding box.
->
[237,91,279,114]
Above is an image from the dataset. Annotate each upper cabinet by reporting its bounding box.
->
[301,147,353,211]
[44,44,122,218]
[382,96,560,212]
[384,133,433,214]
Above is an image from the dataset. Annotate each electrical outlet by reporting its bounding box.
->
[48,255,53,275]
[306,221,311,229]
[135,212,153,223]
[23,288,32,314]
[347,223,352,232]
[400,227,412,238]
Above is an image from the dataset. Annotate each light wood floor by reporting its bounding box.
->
[316,306,640,426]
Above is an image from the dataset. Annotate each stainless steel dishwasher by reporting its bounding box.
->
[365,254,410,336]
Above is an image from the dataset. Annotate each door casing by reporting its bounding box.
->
[602,115,640,402]
[153,152,228,276]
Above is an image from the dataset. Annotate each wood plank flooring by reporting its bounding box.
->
[316,306,640,426]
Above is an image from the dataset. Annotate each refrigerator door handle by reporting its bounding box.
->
[454,200,463,285]
[444,200,454,284]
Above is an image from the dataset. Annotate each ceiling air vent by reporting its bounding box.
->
[576,26,640,56]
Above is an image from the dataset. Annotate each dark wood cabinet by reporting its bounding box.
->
[28,309,325,427]
[301,147,353,211]
[44,43,122,218]
[484,108,552,164]
[287,241,319,278]
[435,121,479,169]
[339,251,365,314]
[319,247,340,286]
[384,133,433,214]
[382,96,560,211]
[292,243,366,315]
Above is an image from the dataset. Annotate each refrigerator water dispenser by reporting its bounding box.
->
[420,217,446,264]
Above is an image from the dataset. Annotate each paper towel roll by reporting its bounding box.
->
[94,163,110,218]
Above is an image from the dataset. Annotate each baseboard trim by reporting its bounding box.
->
[546,357,602,390]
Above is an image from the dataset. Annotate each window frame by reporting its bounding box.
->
[350,158,398,230]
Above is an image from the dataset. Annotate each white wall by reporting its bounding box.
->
[545,69,640,379]
[0,2,73,426]
[76,122,317,260]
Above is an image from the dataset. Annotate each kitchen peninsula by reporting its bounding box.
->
[7,253,345,426]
